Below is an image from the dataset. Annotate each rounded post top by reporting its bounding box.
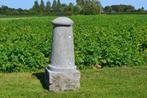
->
[52,17,74,26]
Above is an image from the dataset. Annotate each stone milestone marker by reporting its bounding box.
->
[45,17,80,92]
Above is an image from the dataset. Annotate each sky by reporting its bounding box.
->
[0,0,147,10]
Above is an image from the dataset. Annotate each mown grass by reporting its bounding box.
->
[144,50,147,64]
[0,66,147,98]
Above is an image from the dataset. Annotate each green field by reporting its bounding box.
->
[0,15,147,72]
[0,67,147,98]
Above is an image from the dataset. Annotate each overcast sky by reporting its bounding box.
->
[0,0,147,10]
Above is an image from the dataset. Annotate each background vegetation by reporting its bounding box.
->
[0,0,146,16]
[0,15,146,72]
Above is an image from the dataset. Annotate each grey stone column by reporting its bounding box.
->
[45,17,80,92]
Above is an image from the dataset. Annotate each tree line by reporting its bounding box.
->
[0,0,146,16]
[104,5,145,14]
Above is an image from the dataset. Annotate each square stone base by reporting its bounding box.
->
[45,67,80,92]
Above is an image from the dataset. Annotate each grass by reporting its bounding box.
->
[144,50,147,64]
[0,66,147,98]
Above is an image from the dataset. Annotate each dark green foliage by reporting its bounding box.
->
[45,1,51,14]
[104,5,146,14]
[63,3,74,15]
[46,1,51,10]
[104,6,112,13]
[138,7,145,13]
[77,0,102,15]
[40,0,45,13]
[0,15,146,72]
[73,15,146,68]
[0,18,51,72]
[76,0,84,6]
[52,0,57,11]
[32,0,40,13]
[57,0,61,8]
[0,0,146,16]
[110,5,135,13]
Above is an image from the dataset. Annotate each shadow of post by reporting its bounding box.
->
[32,72,48,90]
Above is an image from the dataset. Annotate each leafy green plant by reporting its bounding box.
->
[0,15,146,72]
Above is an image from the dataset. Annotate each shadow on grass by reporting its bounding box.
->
[32,72,48,90]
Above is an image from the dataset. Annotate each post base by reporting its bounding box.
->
[45,67,80,92]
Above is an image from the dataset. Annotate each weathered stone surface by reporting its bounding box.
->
[45,67,80,92]
[45,17,80,92]
[52,17,74,26]
[50,25,75,70]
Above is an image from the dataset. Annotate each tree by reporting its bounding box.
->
[118,5,124,12]
[40,0,45,13]
[73,5,81,14]
[81,0,101,15]
[32,0,40,13]
[0,5,9,15]
[56,0,61,13]
[110,4,135,13]
[52,0,57,11]
[95,0,103,14]
[57,0,61,8]
[124,5,135,12]
[46,0,51,14]
[76,0,84,6]
[104,6,112,13]
[138,7,145,13]
[60,3,67,13]
[64,3,74,15]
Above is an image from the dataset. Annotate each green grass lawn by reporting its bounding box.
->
[0,66,147,98]
[144,50,147,64]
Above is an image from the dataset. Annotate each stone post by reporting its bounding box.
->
[45,17,80,92]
